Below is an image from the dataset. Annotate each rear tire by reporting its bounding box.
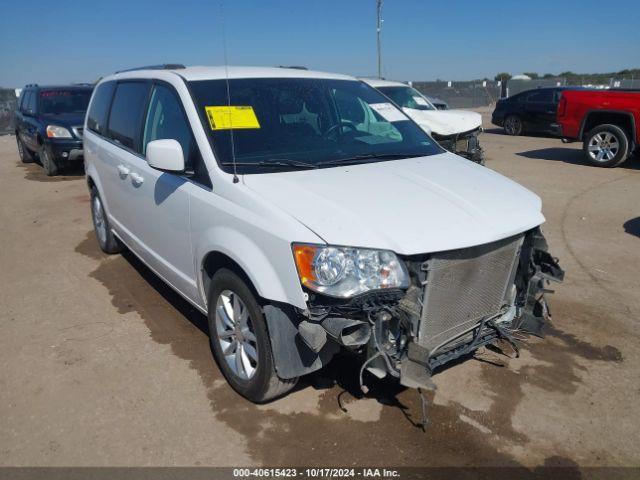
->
[90,186,123,254]
[17,137,34,163]
[40,145,59,176]
[583,124,630,168]
[208,268,297,402]
[504,115,523,136]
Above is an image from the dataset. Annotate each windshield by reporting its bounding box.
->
[39,89,92,115]
[189,78,441,173]
[378,86,436,111]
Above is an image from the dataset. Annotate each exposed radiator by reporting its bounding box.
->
[418,234,523,354]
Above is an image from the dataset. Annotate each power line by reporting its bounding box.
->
[377,0,383,78]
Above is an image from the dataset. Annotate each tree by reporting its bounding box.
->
[542,73,555,79]
[559,71,576,77]
[523,72,539,79]
[494,72,512,82]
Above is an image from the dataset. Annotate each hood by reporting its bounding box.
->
[243,153,544,255]
[38,112,86,128]
[403,108,482,136]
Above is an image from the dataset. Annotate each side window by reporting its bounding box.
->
[24,91,36,114]
[87,81,116,135]
[553,90,563,103]
[107,82,151,152]
[18,91,26,111]
[142,84,210,186]
[527,90,553,103]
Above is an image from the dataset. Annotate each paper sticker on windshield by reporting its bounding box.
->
[413,96,429,106]
[205,106,260,130]
[369,102,408,122]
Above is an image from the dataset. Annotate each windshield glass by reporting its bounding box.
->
[189,78,441,173]
[39,89,92,115]
[378,86,436,111]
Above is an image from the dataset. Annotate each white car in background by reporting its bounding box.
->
[362,78,485,164]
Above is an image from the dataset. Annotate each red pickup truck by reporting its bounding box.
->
[557,89,639,167]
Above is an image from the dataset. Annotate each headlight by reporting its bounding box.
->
[46,125,72,138]
[292,243,409,298]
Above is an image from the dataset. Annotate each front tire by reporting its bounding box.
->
[40,145,59,176]
[90,186,123,254]
[504,115,523,136]
[583,124,630,168]
[208,268,297,402]
[17,137,34,163]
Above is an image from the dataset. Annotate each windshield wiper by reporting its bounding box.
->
[220,159,318,169]
[321,153,420,166]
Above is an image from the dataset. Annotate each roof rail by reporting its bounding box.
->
[277,65,308,70]
[115,64,186,74]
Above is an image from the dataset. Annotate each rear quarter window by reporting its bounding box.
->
[106,82,151,152]
[87,82,116,135]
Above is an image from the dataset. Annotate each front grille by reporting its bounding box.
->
[72,126,83,139]
[418,234,523,354]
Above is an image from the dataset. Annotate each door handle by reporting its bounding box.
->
[117,164,130,177]
[130,172,144,186]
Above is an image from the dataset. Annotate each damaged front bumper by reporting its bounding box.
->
[264,227,563,393]
[432,127,485,165]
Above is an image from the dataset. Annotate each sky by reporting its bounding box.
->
[1,0,639,87]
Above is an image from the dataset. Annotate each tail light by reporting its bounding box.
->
[558,96,567,117]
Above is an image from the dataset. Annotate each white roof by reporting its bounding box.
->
[109,65,356,82]
[360,78,408,88]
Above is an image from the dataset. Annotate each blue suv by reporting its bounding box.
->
[15,84,93,176]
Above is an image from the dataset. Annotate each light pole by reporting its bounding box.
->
[377,0,383,78]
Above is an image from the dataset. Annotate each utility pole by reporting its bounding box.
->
[377,0,383,78]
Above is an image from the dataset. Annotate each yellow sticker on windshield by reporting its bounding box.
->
[205,106,260,130]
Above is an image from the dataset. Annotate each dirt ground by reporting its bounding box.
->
[1,113,639,470]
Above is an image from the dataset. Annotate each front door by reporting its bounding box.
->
[118,82,202,301]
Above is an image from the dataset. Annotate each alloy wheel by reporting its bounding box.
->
[92,196,107,245]
[587,132,619,162]
[505,116,521,135]
[215,289,259,380]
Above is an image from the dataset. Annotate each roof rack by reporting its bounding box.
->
[24,84,38,88]
[115,64,186,74]
[277,65,308,70]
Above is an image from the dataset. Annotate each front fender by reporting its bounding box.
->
[194,226,308,310]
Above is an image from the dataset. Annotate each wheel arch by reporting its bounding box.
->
[580,110,636,144]
[84,166,114,222]
[196,228,307,311]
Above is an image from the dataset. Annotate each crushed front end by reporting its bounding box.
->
[432,127,485,165]
[281,227,563,393]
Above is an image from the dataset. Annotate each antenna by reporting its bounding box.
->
[376,0,383,79]
[220,0,239,184]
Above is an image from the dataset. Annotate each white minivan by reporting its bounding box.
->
[84,65,562,402]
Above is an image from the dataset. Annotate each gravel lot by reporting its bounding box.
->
[1,113,639,470]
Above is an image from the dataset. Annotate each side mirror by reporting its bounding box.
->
[147,139,185,172]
